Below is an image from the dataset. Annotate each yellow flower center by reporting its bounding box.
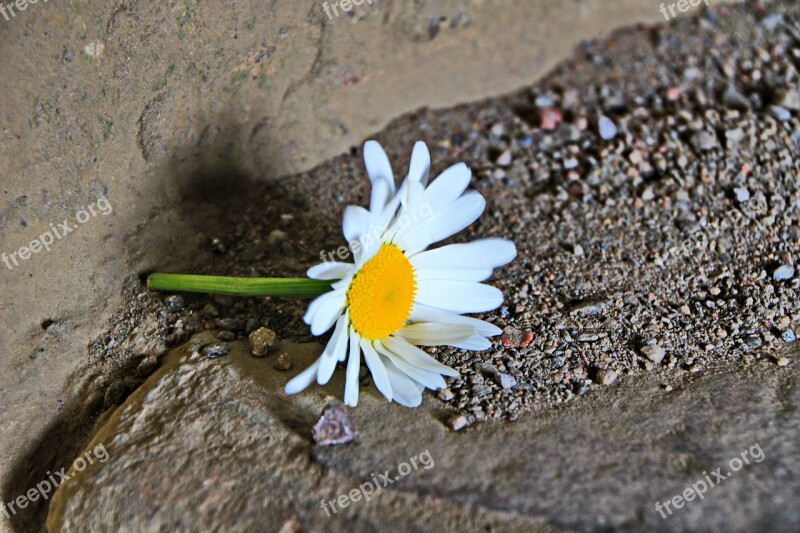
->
[347,244,416,340]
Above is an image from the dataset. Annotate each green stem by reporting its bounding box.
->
[147,273,333,298]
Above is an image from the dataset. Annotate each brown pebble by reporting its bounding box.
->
[501,327,533,348]
[216,331,236,341]
[273,353,293,371]
[249,327,277,357]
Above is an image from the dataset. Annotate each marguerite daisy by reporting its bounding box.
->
[284,141,516,407]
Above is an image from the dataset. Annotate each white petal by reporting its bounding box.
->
[360,339,392,402]
[284,359,321,395]
[305,289,347,335]
[344,329,361,407]
[396,322,475,346]
[400,179,425,210]
[387,181,431,243]
[364,140,395,192]
[425,191,486,244]
[410,239,517,271]
[397,191,486,253]
[407,141,431,187]
[354,232,383,268]
[424,163,471,212]
[451,334,492,351]
[370,177,392,214]
[371,187,403,233]
[336,313,350,362]
[342,205,371,243]
[382,357,423,407]
[374,341,446,390]
[408,304,502,336]
[316,313,349,385]
[307,262,353,281]
[415,268,493,282]
[382,336,459,377]
[416,280,504,314]
[330,276,352,291]
[302,289,338,325]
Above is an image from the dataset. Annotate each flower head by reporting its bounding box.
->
[285,141,516,407]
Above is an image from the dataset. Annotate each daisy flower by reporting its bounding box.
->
[284,141,516,407]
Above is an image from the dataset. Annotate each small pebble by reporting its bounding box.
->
[640,345,666,364]
[216,331,236,341]
[249,327,277,357]
[769,105,791,122]
[691,131,718,151]
[776,357,790,367]
[497,373,517,390]
[778,88,800,111]
[760,13,784,29]
[272,353,293,371]
[216,318,242,331]
[500,327,533,348]
[772,265,795,281]
[783,330,796,343]
[733,188,750,202]
[245,318,261,334]
[165,295,185,313]
[312,403,357,446]
[267,229,288,247]
[538,108,562,130]
[496,150,512,167]
[449,414,471,431]
[438,388,455,401]
[598,115,617,140]
[596,369,617,385]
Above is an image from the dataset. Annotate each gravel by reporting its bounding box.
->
[93,0,800,424]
